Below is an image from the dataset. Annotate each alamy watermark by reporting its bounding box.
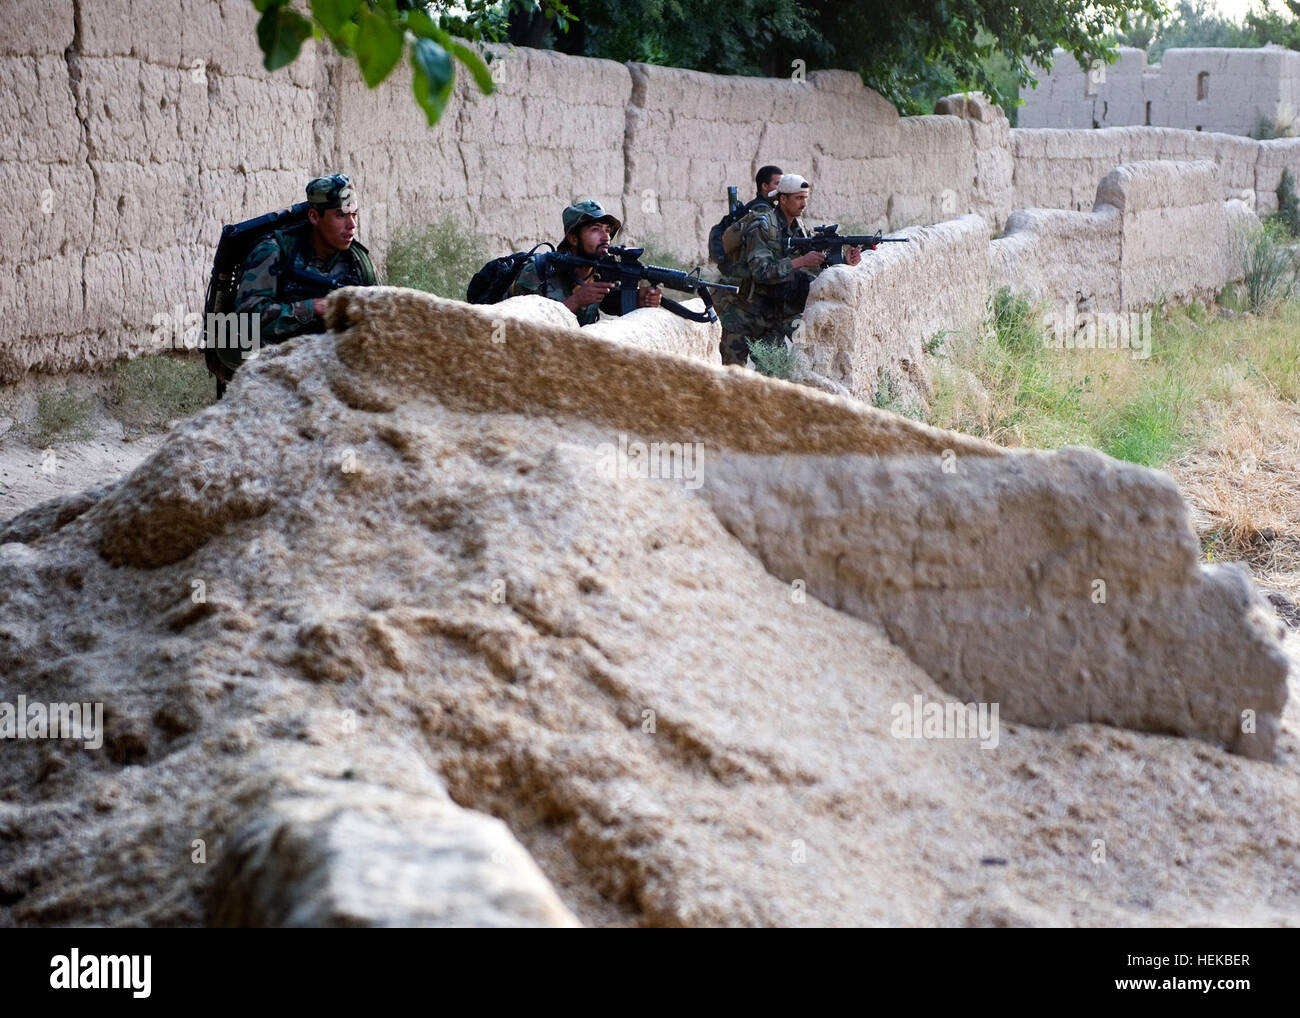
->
[594,433,705,490]
[1,696,103,749]
[50,950,150,998]
[1042,308,1152,359]
[890,694,1000,750]
[151,306,262,359]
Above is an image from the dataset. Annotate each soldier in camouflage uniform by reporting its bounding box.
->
[234,173,376,352]
[718,173,860,365]
[510,200,661,325]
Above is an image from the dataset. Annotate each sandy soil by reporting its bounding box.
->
[0,429,164,524]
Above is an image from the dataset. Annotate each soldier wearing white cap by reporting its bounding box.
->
[718,173,860,364]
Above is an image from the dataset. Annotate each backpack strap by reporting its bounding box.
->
[270,226,301,297]
[349,240,376,285]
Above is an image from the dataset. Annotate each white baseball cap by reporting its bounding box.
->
[768,173,811,198]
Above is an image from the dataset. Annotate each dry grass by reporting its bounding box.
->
[1169,399,1300,595]
[929,293,1300,597]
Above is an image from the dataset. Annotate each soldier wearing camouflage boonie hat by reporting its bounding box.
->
[509,198,663,323]
[558,200,622,251]
[306,173,360,213]
[232,172,375,366]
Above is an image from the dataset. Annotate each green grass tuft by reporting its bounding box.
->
[1095,381,1187,467]
[26,388,98,447]
[385,216,492,300]
[108,355,214,436]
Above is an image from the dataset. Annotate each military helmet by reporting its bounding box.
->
[562,200,622,240]
[306,173,359,213]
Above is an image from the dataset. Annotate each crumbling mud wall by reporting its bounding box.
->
[332,47,631,265]
[803,160,1252,405]
[991,160,1232,316]
[801,216,992,405]
[619,66,1006,261]
[1019,45,1300,138]
[0,0,326,385]
[0,290,1290,927]
[0,0,1287,388]
[1010,125,1287,213]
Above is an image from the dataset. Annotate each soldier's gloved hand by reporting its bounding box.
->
[565,279,618,312]
[844,245,863,267]
[637,286,663,309]
[792,251,827,270]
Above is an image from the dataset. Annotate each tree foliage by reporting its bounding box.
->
[1121,1,1300,62]
[249,0,1175,122]
[475,0,1165,114]
[247,0,543,124]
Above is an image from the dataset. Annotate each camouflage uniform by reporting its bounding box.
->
[234,173,375,348]
[509,257,604,326]
[235,228,375,344]
[719,204,818,365]
[508,200,627,326]
[715,195,774,281]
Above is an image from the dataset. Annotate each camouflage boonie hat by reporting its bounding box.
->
[562,200,621,239]
[306,173,358,213]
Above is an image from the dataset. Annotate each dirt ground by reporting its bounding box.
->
[0,429,164,521]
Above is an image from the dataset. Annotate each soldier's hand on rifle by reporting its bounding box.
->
[313,295,334,318]
[564,278,618,312]
[792,251,827,270]
[844,245,862,267]
[637,285,662,309]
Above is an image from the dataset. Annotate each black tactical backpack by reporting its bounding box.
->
[203,203,374,395]
[204,203,309,388]
[466,244,553,304]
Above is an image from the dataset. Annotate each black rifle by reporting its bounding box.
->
[727,185,740,216]
[786,224,909,258]
[286,264,354,292]
[540,245,739,323]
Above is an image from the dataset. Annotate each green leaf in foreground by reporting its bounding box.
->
[356,9,405,88]
[310,0,361,37]
[407,9,495,95]
[257,5,313,72]
[412,37,455,124]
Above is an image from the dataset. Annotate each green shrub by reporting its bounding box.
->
[385,216,491,300]
[1240,221,1296,314]
[748,339,804,380]
[108,355,214,435]
[26,387,97,447]
[1275,168,1300,239]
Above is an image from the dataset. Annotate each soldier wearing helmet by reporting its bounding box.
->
[509,200,661,325]
[233,173,376,351]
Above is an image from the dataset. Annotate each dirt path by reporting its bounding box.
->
[0,430,164,523]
